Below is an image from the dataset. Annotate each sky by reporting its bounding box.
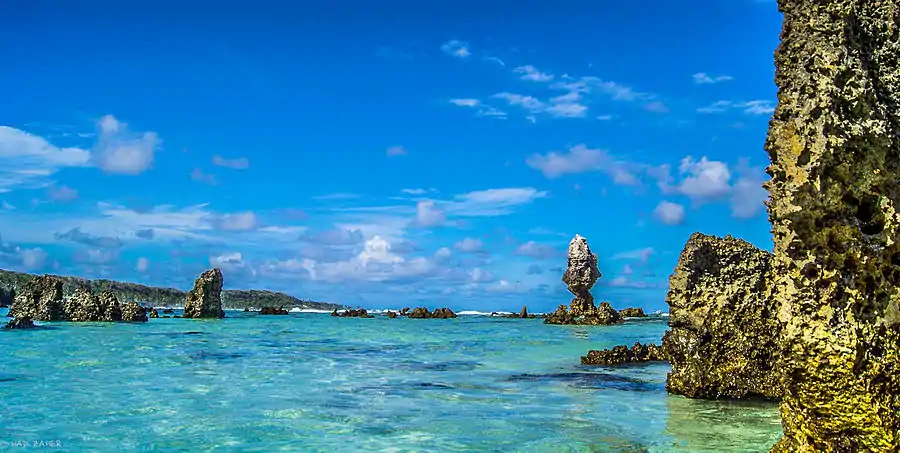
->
[0,0,783,313]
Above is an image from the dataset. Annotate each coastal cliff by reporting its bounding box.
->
[662,232,782,400]
[0,268,341,311]
[765,0,900,450]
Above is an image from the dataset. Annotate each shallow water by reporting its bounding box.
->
[0,309,782,452]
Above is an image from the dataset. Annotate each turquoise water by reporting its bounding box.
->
[0,309,782,452]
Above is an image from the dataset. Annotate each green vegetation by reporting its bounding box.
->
[0,268,343,311]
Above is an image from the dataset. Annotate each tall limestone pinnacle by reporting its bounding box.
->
[764,1,900,451]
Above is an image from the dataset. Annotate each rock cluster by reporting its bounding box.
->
[64,287,123,322]
[331,308,373,318]
[545,235,621,326]
[259,306,289,315]
[182,269,225,319]
[662,232,782,401]
[8,275,66,321]
[618,307,647,318]
[764,1,900,450]
[3,317,35,329]
[581,342,666,366]
[406,307,457,319]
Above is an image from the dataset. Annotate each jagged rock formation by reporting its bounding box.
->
[404,307,458,319]
[408,307,431,318]
[121,302,148,322]
[764,1,900,451]
[259,306,289,315]
[331,308,373,318]
[64,287,102,322]
[430,307,457,319]
[581,342,666,366]
[3,317,35,329]
[8,275,65,321]
[400,307,410,316]
[97,290,122,321]
[618,307,647,318]
[182,269,225,319]
[662,232,782,401]
[148,308,159,318]
[545,235,622,326]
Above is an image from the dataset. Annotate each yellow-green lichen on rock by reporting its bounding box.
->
[765,0,900,451]
[662,232,783,400]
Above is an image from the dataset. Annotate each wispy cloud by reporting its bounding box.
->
[47,185,78,202]
[212,155,250,169]
[441,40,471,59]
[386,145,407,157]
[0,126,91,193]
[697,100,775,115]
[191,168,218,185]
[692,72,734,84]
[526,144,639,184]
[93,115,160,175]
[514,65,554,82]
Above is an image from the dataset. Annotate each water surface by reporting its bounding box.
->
[0,309,782,452]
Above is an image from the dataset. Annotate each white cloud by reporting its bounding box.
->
[441,40,471,58]
[47,185,78,202]
[302,235,436,283]
[212,155,250,170]
[401,188,427,195]
[486,279,527,293]
[210,252,246,272]
[515,65,554,82]
[675,156,732,201]
[449,98,480,107]
[136,257,149,273]
[216,211,259,231]
[445,188,548,216]
[692,72,734,84]
[612,247,655,262]
[0,126,91,193]
[483,56,505,66]
[514,241,559,259]
[492,92,546,112]
[414,200,446,227]
[697,100,775,115]
[448,98,508,119]
[454,237,483,253]
[434,247,453,260]
[526,144,639,184]
[644,101,670,113]
[191,168,217,185]
[20,247,47,270]
[653,201,685,226]
[93,115,160,175]
[469,267,495,283]
[386,145,407,157]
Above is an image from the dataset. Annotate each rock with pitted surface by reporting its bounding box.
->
[581,342,666,366]
[64,287,102,322]
[259,306,289,315]
[148,308,159,318]
[662,232,782,401]
[3,317,35,329]
[96,290,122,322]
[545,235,621,326]
[764,2,900,451]
[407,307,430,318]
[618,307,647,318]
[8,275,65,321]
[430,307,457,319]
[183,268,225,319]
[121,302,148,322]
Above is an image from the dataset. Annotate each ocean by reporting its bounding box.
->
[0,309,782,452]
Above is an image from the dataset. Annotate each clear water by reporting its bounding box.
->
[0,308,783,452]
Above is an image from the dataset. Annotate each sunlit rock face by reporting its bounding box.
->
[765,1,900,451]
[662,232,782,401]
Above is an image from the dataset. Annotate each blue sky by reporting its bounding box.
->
[0,0,782,312]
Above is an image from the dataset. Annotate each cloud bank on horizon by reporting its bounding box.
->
[0,0,781,312]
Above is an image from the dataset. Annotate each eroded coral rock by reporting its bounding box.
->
[183,269,225,319]
[545,235,621,326]
[121,302,148,322]
[618,307,647,318]
[148,308,159,318]
[764,1,900,450]
[581,342,666,366]
[8,275,65,321]
[96,290,123,322]
[662,232,782,401]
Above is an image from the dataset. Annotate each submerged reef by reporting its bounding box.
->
[581,342,666,366]
[662,232,782,400]
[765,1,900,450]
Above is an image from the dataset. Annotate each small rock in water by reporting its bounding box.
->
[400,307,410,316]
[581,342,666,366]
[162,308,175,314]
[122,302,148,322]
[259,306,289,315]
[430,307,457,319]
[408,307,431,319]
[386,311,398,318]
[333,308,373,318]
[148,308,159,318]
[3,317,35,330]
[618,307,647,318]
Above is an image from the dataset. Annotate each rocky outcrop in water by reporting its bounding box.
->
[764,1,900,450]
[331,308,373,318]
[405,307,458,319]
[97,290,122,321]
[400,307,410,316]
[8,275,65,321]
[3,317,35,329]
[182,269,225,319]
[618,307,647,318]
[662,232,782,401]
[121,302,148,322]
[408,307,431,318]
[386,310,398,318]
[259,306,289,315]
[581,342,666,366]
[545,235,622,326]
[148,308,159,318]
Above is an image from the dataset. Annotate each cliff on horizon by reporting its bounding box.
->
[0,268,343,311]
